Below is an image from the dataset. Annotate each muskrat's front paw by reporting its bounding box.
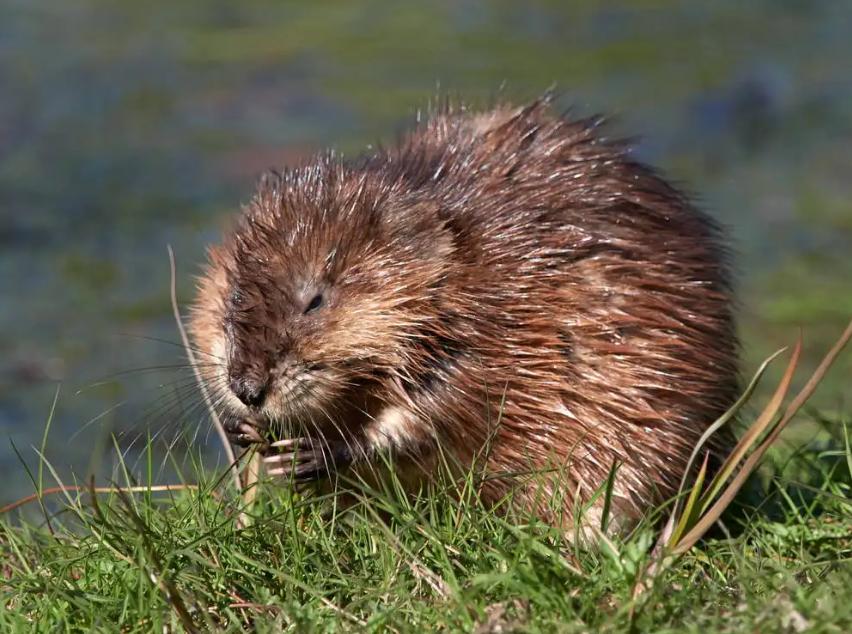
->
[223,418,268,448]
[262,438,353,484]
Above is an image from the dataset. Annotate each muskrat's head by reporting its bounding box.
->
[190,161,452,430]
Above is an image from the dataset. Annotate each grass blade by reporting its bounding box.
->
[668,452,709,547]
[675,319,852,554]
[698,337,802,514]
[671,348,785,523]
[600,459,621,534]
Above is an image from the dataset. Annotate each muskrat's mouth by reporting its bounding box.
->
[267,364,323,409]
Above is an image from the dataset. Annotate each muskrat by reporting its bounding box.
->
[190,97,739,534]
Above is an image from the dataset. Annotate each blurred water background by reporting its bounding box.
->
[1,0,850,502]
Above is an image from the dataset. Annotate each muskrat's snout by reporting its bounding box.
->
[226,349,324,420]
[229,373,269,409]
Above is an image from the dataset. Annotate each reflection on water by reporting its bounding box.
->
[1,0,850,500]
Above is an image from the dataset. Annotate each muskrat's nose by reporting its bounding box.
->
[230,375,269,409]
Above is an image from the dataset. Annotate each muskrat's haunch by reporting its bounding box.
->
[190,97,739,534]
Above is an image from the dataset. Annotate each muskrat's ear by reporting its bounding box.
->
[383,199,438,233]
[381,200,457,265]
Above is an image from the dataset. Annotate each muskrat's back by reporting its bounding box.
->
[191,98,739,535]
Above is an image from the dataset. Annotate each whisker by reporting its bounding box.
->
[113,332,225,361]
[69,400,128,443]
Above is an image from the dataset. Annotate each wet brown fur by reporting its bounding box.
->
[190,97,739,533]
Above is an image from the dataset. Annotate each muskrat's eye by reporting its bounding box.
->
[304,293,324,314]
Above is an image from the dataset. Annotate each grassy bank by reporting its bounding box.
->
[1,419,850,632]
[3,327,851,632]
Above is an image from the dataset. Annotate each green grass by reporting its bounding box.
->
[3,325,851,632]
[1,418,850,633]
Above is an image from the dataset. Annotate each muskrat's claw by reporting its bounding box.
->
[224,418,267,448]
[262,438,353,484]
